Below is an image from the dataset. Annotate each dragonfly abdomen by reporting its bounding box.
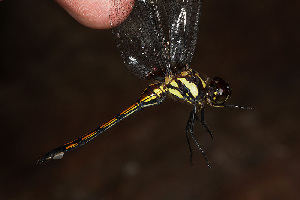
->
[138,83,167,108]
[38,83,167,163]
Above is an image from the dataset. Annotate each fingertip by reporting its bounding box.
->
[109,0,134,28]
[56,0,134,29]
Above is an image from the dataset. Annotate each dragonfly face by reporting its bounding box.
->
[206,77,232,107]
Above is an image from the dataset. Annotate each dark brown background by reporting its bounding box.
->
[1,0,299,199]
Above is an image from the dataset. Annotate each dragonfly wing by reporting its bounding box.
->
[110,0,170,79]
[169,0,202,68]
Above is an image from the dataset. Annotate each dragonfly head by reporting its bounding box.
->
[206,77,231,107]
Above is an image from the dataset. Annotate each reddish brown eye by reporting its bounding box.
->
[207,77,231,106]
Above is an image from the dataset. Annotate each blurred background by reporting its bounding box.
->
[1,0,299,199]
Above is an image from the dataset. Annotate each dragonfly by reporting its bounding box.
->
[38,0,250,166]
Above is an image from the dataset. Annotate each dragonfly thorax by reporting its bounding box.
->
[166,69,207,105]
[166,70,232,108]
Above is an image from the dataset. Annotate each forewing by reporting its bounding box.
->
[110,0,170,79]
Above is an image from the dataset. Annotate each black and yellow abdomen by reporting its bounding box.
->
[38,82,167,163]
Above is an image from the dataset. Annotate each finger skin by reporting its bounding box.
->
[56,0,134,29]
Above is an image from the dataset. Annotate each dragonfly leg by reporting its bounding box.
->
[186,105,211,167]
[185,121,193,165]
[198,107,214,140]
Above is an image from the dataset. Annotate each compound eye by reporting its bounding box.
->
[207,77,231,106]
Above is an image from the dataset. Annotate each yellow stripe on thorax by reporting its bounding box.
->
[169,80,179,88]
[168,80,184,99]
[168,88,184,99]
[177,78,199,98]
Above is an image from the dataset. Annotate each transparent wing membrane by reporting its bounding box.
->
[169,0,201,67]
[110,0,170,79]
[109,0,202,79]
